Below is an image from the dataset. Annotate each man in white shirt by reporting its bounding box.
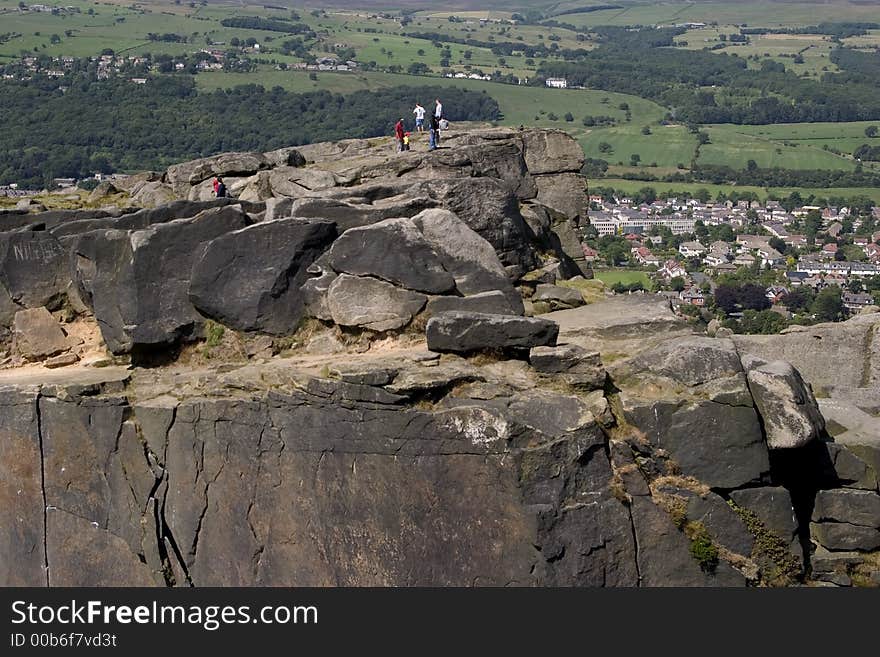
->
[434,98,443,120]
[413,103,426,132]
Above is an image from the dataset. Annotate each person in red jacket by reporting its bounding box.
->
[394,118,405,153]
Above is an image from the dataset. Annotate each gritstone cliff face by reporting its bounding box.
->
[0,127,877,587]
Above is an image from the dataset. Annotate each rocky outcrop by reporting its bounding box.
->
[2,130,878,588]
[74,205,252,353]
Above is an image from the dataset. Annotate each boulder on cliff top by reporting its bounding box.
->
[520,129,586,175]
[189,219,337,334]
[425,290,521,317]
[411,208,523,311]
[165,152,270,187]
[77,205,251,354]
[744,358,825,450]
[426,311,558,354]
[411,177,538,276]
[326,217,456,295]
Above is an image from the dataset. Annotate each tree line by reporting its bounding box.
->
[537,28,880,124]
[0,75,500,187]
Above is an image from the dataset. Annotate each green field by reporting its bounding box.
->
[594,178,880,204]
[593,269,653,287]
[581,124,698,168]
[698,125,858,171]
[195,67,666,130]
[557,1,880,28]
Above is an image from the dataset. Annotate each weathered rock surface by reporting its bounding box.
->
[425,290,520,317]
[327,217,456,294]
[75,205,251,353]
[744,359,825,450]
[413,177,538,275]
[0,358,746,587]
[165,151,270,188]
[729,486,802,560]
[529,344,606,389]
[612,337,753,407]
[411,208,522,309]
[426,312,558,353]
[812,489,880,528]
[13,308,69,359]
[630,497,745,586]
[189,219,336,334]
[533,283,585,310]
[520,129,585,175]
[622,395,769,490]
[533,172,589,223]
[545,295,693,354]
[326,274,426,331]
[0,230,68,312]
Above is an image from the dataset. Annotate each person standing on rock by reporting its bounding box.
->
[413,102,426,133]
[434,98,443,122]
[215,177,226,198]
[394,117,405,153]
[212,176,220,196]
[428,114,439,151]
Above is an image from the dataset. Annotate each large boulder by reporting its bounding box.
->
[413,177,538,276]
[544,295,692,355]
[426,311,558,353]
[534,173,589,223]
[76,205,251,353]
[267,166,342,198]
[263,146,306,168]
[612,337,752,406]
[288,196,437,232]
[411,208,523,311]
[812,489,880,529]
[425,290,521,317]
[51,198,263,237]
[326,274,426,331]
[520,129,585,175]
[0,230,68,311]
[326,217,456,294]
[130,181,177,207]
[12,307,69,360]
[744,358,825,449]
[189,219,337,334]
[165,152,270,188]
[732,314,880,392]
[533,283,586,310]
[520,203,588,278]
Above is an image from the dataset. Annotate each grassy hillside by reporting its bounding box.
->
[195,67,666,130]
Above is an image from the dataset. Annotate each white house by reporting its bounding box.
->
[545,77,567,89]
[679,241,707,258]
